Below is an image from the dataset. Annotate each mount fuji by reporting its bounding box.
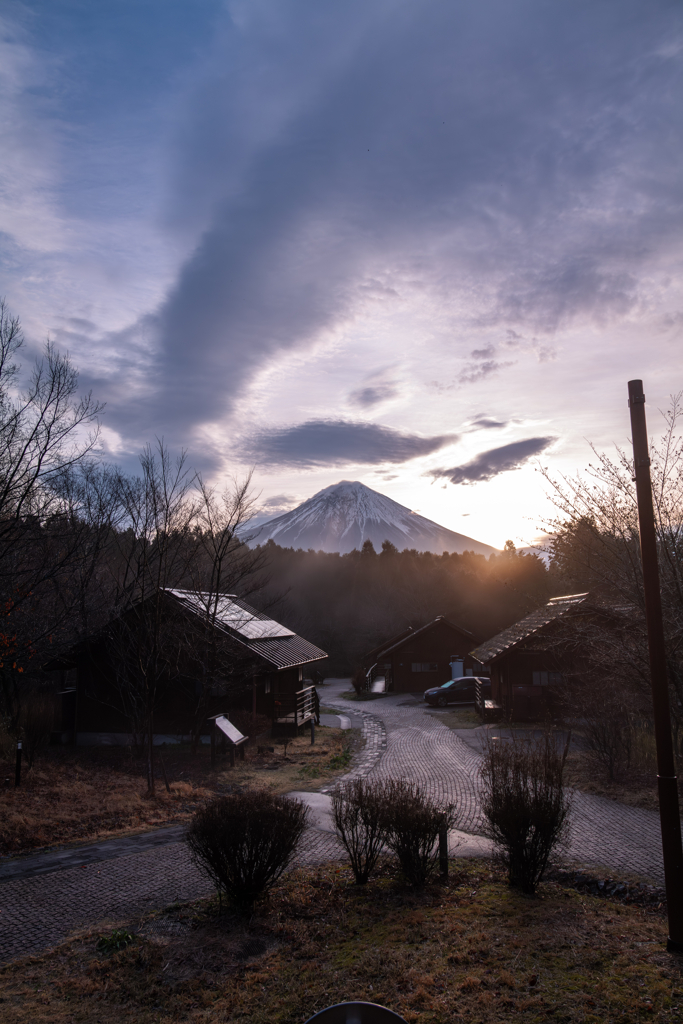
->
[245,481,497,556]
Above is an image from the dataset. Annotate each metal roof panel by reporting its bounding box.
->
[167,589,295,639]
[470,593,589,664]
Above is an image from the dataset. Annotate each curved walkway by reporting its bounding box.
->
[324,683,670,884]
[0,680,674,963]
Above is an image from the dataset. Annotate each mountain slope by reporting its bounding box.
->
[246,481,497,556]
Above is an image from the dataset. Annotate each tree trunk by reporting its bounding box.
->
[147,709,155,795]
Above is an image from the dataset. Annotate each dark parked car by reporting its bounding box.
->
[424,676,490,707]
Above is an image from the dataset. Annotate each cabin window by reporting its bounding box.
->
[411,662,438,672]
[532,671,562,687]
[265,679,271,694]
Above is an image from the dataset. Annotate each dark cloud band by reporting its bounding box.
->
[241,420,458,468]
[431,436,554,484]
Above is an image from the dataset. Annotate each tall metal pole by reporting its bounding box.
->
[628,379,683,951]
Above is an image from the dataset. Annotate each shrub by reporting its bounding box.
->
[480,733,571,894]
[186,790,309,910]
[332,778,388,884]
[328,744,352,770]
[351,666,366,696]
[96,928,135,954]
[380,780,453,887]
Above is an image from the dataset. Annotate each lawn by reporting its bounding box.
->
[0,726,355,855]
[1,859,679,1023]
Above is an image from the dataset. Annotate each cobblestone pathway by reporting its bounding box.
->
[0,828,344,965]
[325,690,670,884]
[319,702,387,792]
[0,683,674,964]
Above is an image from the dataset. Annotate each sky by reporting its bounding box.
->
[1,0,682,549]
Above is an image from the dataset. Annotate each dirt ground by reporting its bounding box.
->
[1,858,680,1023]
[0,725,356,855]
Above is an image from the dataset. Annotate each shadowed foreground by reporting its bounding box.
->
[0,859,680,1024]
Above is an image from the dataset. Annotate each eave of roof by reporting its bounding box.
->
[368,615,474,661]
[246,635,328,670]
[470,593,589,664]
[364,625,415,662]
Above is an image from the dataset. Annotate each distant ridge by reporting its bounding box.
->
[245,480,498,556]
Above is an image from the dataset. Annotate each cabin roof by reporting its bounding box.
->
[165,589,327,670]
[366,615,474,662]
[469,593,589,664]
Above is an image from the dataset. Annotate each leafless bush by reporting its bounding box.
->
[351,667,366,696]
[186,791,309,910]
[332,778,388,884]
[562,679,637,781]
[480,733,571,894]
[380,780,454,887]
[583,710,632,780]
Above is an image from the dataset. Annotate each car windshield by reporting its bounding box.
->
[439,681,454,689]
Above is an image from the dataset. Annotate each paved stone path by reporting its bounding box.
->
[0,827,344,965]
[323,685,671,885]
[0,679,673,964]
[319,701,387,793]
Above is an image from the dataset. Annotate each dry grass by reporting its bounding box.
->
[215,726,356,795]
[0,761,211,854]
[564,751,659,812]
[0,726,354,854]
[1,859,681,1023]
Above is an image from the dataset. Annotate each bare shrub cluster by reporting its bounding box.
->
[331,778,386,884]
[332,777,453,887]
[480,733,571,894]
[186,790,309,910]
[381,780,454,887]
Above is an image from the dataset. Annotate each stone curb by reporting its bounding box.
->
[318,702,387,793]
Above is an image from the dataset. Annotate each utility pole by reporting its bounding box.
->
[628,379,683,951]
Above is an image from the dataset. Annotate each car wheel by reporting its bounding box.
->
[437,695,447,707]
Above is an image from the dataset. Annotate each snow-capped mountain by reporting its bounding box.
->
[245,481,497,556]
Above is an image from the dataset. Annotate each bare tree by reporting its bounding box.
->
[0,301,103,731]
[101,442,198,793]
[180,473,270,749]
[542,393,683,754]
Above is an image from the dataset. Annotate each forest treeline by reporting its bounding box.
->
[255,538,554,673]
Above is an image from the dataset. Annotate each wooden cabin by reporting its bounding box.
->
[469,593,589,721]
[363,616,483,694]
[47,589,326,745]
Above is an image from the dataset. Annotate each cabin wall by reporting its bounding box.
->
[63,640,294,745]
[386,620,480,694]
[493,649,566,721]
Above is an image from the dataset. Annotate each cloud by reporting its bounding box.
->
[256,493,300,517]
[430,436,555,484]
[471,416,507,429]
[348,383,399,407]
[459,360,515,385]
[90,0,683,446]
[4,0,683,455]
[240,420,459,468]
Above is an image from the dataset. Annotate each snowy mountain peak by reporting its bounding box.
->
[246,481,497,556]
